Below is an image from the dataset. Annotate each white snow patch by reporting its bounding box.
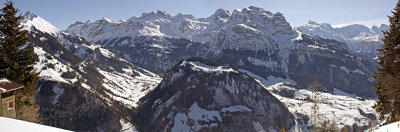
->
[120,119,138,132]
[239,69,296,86]
[171,102,221,131]
[97,68,161,108]
[34,47,77,84]
[339,66,350,74]
[292,30,303,41]
[265,83,377,129]
[0,78,10,83]
[351,69,366,75]
[180,61,237,75]
[247,57,279,70]
[0,88,6,92]
[99,47,115,58]
[333,88,355,97]
[39,37,47,41]
[307,45,329,50]
[22,15,60,36]
[81,83,91,90]
[374,121,400,132]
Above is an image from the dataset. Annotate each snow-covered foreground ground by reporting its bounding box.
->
[0,117,71,132]
[374,121,400,132]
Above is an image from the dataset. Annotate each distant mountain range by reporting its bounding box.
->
[297,20,388,59]
[20,6,381,131]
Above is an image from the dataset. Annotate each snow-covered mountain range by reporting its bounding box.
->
[23,11,160,131]
[297,21,388,59]
[66,6,377,98]
[19,6,384,131]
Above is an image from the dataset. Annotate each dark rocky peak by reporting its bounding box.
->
[135,57,295,132]
[228,7,294,35]
[379,24,389,30]
[173,13,195,20]
[372,24,389,33]
[307,20,319,25]
[139,10,172,20]
[127,16,137,21]
[67,21,84,28]
[243,6,274,17]
[272,12,284,19]
[22,11,38,22]
[307,20,333,29]
[212,8,231,19]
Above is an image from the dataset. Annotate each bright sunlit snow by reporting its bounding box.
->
[0,117,71,132]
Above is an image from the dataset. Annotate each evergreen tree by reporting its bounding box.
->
[374,0,400,124]
[0,1,39,97]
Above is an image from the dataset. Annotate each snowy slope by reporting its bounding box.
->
[374,121,400,132]
[135,58,295,132]
[297,21,387,43]
[22,11,60,36]
[24,11,162,109]
[21,11,161,131]
[242,69,378,131]
[64,6,379,99]
[297,21,388,57]
[0,117,71,132]
[65,6,297,50]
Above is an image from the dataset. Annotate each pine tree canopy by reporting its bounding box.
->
[374,0,400,124]
[0,1,39,96]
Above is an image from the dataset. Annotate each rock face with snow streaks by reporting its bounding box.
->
[66,6,378,98]
[23,11,160,131]
[297,21,388,59]
[135,58,295,132]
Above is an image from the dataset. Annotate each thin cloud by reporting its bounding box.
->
[332,18,388,28]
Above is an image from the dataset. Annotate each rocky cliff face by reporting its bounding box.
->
[66,6,378,98]
[135,58,295,132]
[23,11,161,131]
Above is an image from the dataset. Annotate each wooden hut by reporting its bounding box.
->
[0,78,24,118]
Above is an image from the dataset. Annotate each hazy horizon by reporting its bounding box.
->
[11,0,396,30]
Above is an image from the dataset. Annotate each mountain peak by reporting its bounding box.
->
[139,10,171,19]
[178,58,236,75]
[22,11,38,22]
[101,17,115,23]
[21,11,60,36]
[213,8,231,19]
[136,57,295,131]
[307,20,319,25]
[306,20,333,29]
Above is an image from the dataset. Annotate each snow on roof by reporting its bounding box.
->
[0,78,24,93]
[0,117,72,132]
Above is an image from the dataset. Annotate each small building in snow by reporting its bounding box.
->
[0,78,24,118]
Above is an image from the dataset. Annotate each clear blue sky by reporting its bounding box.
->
[9,0,397,30]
